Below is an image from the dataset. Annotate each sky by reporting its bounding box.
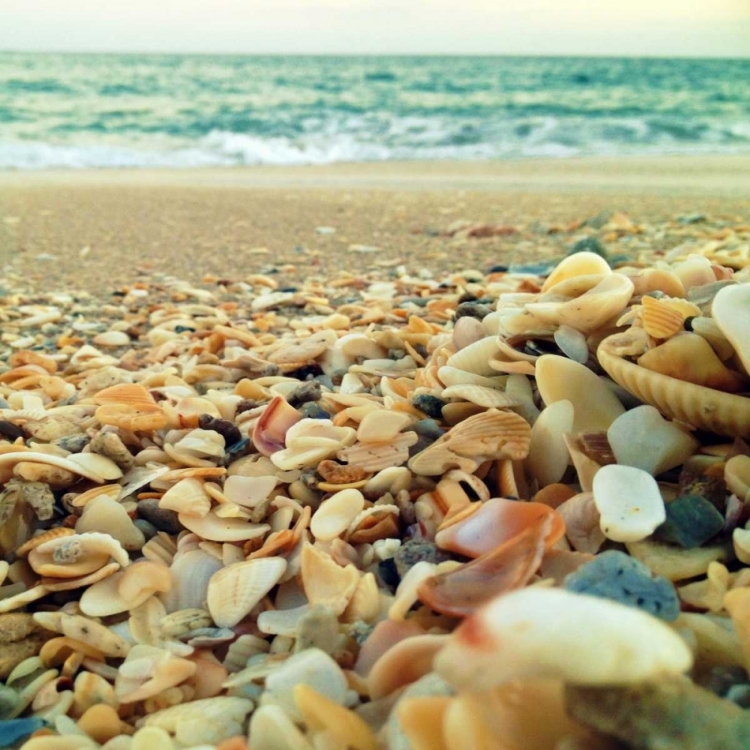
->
[1,0,749,57]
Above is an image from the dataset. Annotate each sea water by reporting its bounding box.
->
[1,53,748,168]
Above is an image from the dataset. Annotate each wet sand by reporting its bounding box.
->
[1,156,749,296]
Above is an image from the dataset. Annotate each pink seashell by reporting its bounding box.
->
[435,497,565,558]
[252,395,302,456]
[353,619,426,677]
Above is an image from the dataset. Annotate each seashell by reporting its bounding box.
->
[541,251,611,292]
[223,474,278,508]
[553,324,589,363]
[437,365,507,390]
[95,403,168,431]
[356,410,413,443]
[394,695,452,750]
[142,695,254,739]
[637,333,745,393]
[688,316,736,361]
[0,451,113,484]
[28,532,129,579]
[80,560,172,617]
[367,634,449,701]
[115,644,197,704]
[207,557,287,628]
[592,464,666,543]
[40,561,120,593]
[75,494,145,550]
[161,548,223,613]
[640,295,693,339]
[525,399,574,487]
[445,336,501,377]
[674,254,716,291]
[249,704,314,750]
[556,492,605,554]
[535,355,625,433]
[252,395,303,456]
[274,419,358,471]
[598,332,750,437]
[16,528,76,558]
[452,315,487,351]
[337,432,418,474]
[417,515,552,617]
[294,684,377,750]
[435,497,564,558]
[33,612,130,658]
[441,384,520,409]
[178,508,270,542]
[725,455,750,502]
[713,283,750,376]
[0,585,49,614]
[434,587,693,691]
[264,647,348,723]
[92,383,160,411]
[159,477,212,517]
[310,488,365,542]
[626,538,731,582]
[300,543,360,616]
[408,409,531,476]
[625,266,685,298]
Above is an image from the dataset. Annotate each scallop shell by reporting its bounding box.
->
[445,336,502,377]
[441,384,520,409]
[598,332,750,437]
[92,383,160,411]
[408,408,531,476]
[640,295,694,339]
[207,557,287,628]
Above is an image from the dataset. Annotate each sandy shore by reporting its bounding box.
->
[1,156,749,295]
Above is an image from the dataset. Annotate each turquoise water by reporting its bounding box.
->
[1,53,749,168]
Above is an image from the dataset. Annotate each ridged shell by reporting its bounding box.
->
[92,383,160,411]
[207,557,287,628]
[640,295,689,339]
[441,384,520,409]
[598,332,750,437]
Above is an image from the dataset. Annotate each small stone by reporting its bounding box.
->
[564,550,680,621]
[454,302,492,321]
[0,421,24,440]
[0,718,46,746]
[412,394,446,420]
[287,381,322,408]
[394,538,454,579]
[565,676,750,750]
[198,415,242,447]
[137,498,183,535]
[315,226,336,235]
[567,236,609,260]
[657,493,726,548]
[299,402,330,420]
[592,464,666,543]
[412,419,445,441]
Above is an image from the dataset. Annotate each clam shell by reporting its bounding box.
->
[159,477,212,517]
[207,557,287,628]
[434,587,693,691]
[525,400,574,487]
[713,283,750,376]
[541,251,611,292]
[28,532,129,578]
[640,295,693,339]
[178,508,270,542]
[161,548,223,613]
[598,332,750,437]
[92,383,160,411]
[536,354,625,433]
[75,495,145,551]
[356,410,412,443]
[310,489,365,542]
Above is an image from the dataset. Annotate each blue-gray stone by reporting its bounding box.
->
[656,493,725,549]
[564,550,680,621]
[0,718,46,745]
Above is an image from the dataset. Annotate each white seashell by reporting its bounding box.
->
[159,477,212,517]
[223,474,278,508]
[437,365,507,389]
[0,451,113,484]
[93,330,131,348]
[535,354,625,433]
[257,604,311,636]
[118,463,170,501]
[607,405,700,476]
[207,557,287,628]
[264,647,349,722]
[541,251,611,292]
[249,704,314,750]
[161,549,223,613]
[356,410,413,443]
[311,489,366,542]
[446,336,501,376]
[435,587,693,690]
[178,508,270,542]
[592,464,666,542]
[66,452,124,481]
[441,384,520,409]
[525,400,574,487]
[75,495,145,550]
[712,283,750,376]
[553,324,589,363]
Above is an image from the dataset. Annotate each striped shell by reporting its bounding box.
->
[598,332,750,437]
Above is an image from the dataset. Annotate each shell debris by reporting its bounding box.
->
[1,213,750,749]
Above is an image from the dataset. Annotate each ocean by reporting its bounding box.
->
[1,53,749,169]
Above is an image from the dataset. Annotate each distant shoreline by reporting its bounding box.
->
[3,155,750,196]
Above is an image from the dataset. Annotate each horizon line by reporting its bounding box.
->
[1,48,749,61]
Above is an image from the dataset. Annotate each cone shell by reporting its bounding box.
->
[207,557,287,628]
[598,332,750,437]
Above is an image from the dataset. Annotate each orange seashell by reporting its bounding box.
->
[95,403,167,431]
[637,332,745,393]
[418,514,553,617]
[640,295,692,339]
[16,527,76,558]
[9,349,58,374]
[396,696,452,750]
[92,383,160,411]
[532,483,577,509]
[435,497,565,558]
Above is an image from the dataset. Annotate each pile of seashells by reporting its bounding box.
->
[1,239,750,749]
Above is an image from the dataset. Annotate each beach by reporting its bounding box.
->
[2,155,750,296]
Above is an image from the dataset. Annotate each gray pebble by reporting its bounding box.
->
[137,498,183,535]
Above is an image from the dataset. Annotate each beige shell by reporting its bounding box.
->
[598,332,750,437]
[92,383,160,411]
[207,557,287,628]
[713,283,750,376]
[356,410,413,443]
[441,384,520,409]
[178,508,270,542]
[33,611,130,658]
[445,336,502,377]
[28,532,129,578]
[310,488,365,542]
[75,494,145,551]
[541,251,611,292]
[300,543,360,616]
[409,408,531,476]
[159,477,212,517]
